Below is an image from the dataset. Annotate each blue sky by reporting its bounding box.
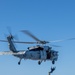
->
[0,0,75,75]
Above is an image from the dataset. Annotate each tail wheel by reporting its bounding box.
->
[18,59,22,65]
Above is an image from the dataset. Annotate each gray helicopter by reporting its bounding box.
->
[0,30,74,65]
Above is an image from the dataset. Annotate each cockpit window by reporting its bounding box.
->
[37,47,43,50]
[29,47,43,51]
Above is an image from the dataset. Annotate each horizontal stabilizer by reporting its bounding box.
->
[0,51,25,55]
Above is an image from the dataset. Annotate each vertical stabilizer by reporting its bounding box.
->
[7,35,17,52]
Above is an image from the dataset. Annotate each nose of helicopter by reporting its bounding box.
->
[52,51,58,61]
[54,51,58,61]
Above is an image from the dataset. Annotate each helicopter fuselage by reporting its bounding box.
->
[14,46,58,65]
[6,35,58,65]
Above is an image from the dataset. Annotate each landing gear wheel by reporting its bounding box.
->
[18,62,20,65]
[52,60,55,64]
[38,61,41,65]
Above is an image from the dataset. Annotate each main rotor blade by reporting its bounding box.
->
[0,37,75,44]
[21,30,41,42]
[0,40,7,42]
[49,38,75,43]
[13,41,37,44]
[0,40,38,44]
[51,44,61,47]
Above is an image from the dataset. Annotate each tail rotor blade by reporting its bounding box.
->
[7,26,12,36]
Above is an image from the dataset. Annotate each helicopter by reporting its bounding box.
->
[0,30,74,65]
